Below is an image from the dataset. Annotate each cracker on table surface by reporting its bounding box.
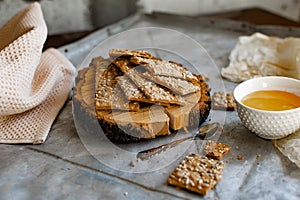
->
[203,140,231,160]
[167,154,224,195]
[212,92,236,111]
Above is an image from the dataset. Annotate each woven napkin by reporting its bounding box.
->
[0,3,76,144]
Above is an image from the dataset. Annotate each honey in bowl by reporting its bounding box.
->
[241,90,300,111]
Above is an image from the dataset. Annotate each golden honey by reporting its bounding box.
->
[241,90,300,111]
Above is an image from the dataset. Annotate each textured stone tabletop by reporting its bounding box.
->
[1,13,300,200]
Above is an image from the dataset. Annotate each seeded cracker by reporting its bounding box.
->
[116,76,170,106]
[203,140,231,160]
[116,75,148,101]
[212,92,236,111]
[130,56,199,83]
[112,57,135,73]
[168,154,225,195]
[95,63,139,111]
[109,49,153,59]
[140,71,200,96]
[168,154,224,195]
[126,68,185,105]
[92,56,110,85]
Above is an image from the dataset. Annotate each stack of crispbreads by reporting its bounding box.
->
[74,49,211,143]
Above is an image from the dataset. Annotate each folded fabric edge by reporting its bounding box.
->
[33,48,77,144]
[0,2,48,115]
[0,2,47,52]
[0,48,76,144]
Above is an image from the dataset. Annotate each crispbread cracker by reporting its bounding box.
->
[95,64,122,109]
[203,140,231,160]
[96,87,140,111]
[92,56,111,86]
[126,68,185,105]
[109,49,153,59]
[95,63,139,111]
[212,92,236,111]
[112,57,135,73]
[130,56,198,83]
[167,154,224,195]
[116,75,147,101]
[141,71,200,96]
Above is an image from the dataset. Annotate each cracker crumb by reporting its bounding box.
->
[129,161,135,167]
[256,153,261,159]
[237,155,244,160]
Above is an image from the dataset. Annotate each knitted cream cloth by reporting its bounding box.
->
[0,3,76,144]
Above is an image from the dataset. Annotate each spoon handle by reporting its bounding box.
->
[137,136,193,160]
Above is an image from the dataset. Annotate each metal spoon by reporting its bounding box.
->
[136,122,221,160]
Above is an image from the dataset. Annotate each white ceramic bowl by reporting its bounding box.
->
[233,76,300,139]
